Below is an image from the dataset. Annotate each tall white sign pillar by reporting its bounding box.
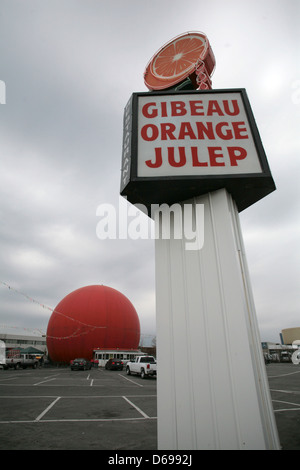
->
[155,189,280,450]
[120,88,279,450]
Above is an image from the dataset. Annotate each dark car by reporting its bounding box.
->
[71,358,92,371]
[105,358,123,371]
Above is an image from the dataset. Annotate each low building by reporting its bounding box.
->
[93,348,143,367]
[262,342,297,363]
[281,328,300,345]
[0,333,47,354]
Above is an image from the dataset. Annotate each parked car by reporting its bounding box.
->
[126,356,156,378]
[105,358,123,371]
[5,353,38,370]
[71,358,92,370]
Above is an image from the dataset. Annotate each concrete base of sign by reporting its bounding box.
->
[155,188,280,450]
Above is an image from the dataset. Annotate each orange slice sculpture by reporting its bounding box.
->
[144,32,215,91]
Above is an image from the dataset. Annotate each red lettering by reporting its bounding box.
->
[141,124,159,141]
[189,100,204,116]
[144,146,248,169]
[141,98,242,118]
[161,123,176,140]
[196,122,215,139]
[161,102,168,117]
[142,102,157,118]
[208,147,225,166]
[207,100,224,116]
[178,122,197,140]
[222,100,240,116]
[145,148,162,168]
[191,147,208,166]
[171,101,187,116]
[168,147,186,167]
[232,121,248,139]
[228,147,247,166]
[215,122,233,140]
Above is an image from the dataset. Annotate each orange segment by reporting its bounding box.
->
[151,35,206,80]
[144,32,216,91]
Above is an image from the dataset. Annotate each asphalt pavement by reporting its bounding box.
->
[0,362,299,451]
[0,366,157,450]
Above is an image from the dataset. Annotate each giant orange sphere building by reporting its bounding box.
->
[46,285,140,363]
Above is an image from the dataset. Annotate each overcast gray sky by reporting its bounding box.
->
[0,0,299,344]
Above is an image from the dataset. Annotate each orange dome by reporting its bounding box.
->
[46,285,140,362]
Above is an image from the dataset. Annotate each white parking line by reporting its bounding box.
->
[0,394,157,424]
[273,399,300,408]
[270,389,300,395]
[0,376,23,382]
[118,374,143,387]
[36,416,157,423]
[0,417,157,424]
[35,397,61,421]
[122,396,150,419]
[34,377,57,386]
[268,370,300,378]
[274,407,300,413]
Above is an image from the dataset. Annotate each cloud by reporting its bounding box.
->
[0,0,299,347]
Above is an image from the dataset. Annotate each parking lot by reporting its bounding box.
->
[266,362,300,450]
[0,366,157,450]
[0,362,300,450]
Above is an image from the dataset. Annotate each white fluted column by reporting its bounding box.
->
[155,188,280,450]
